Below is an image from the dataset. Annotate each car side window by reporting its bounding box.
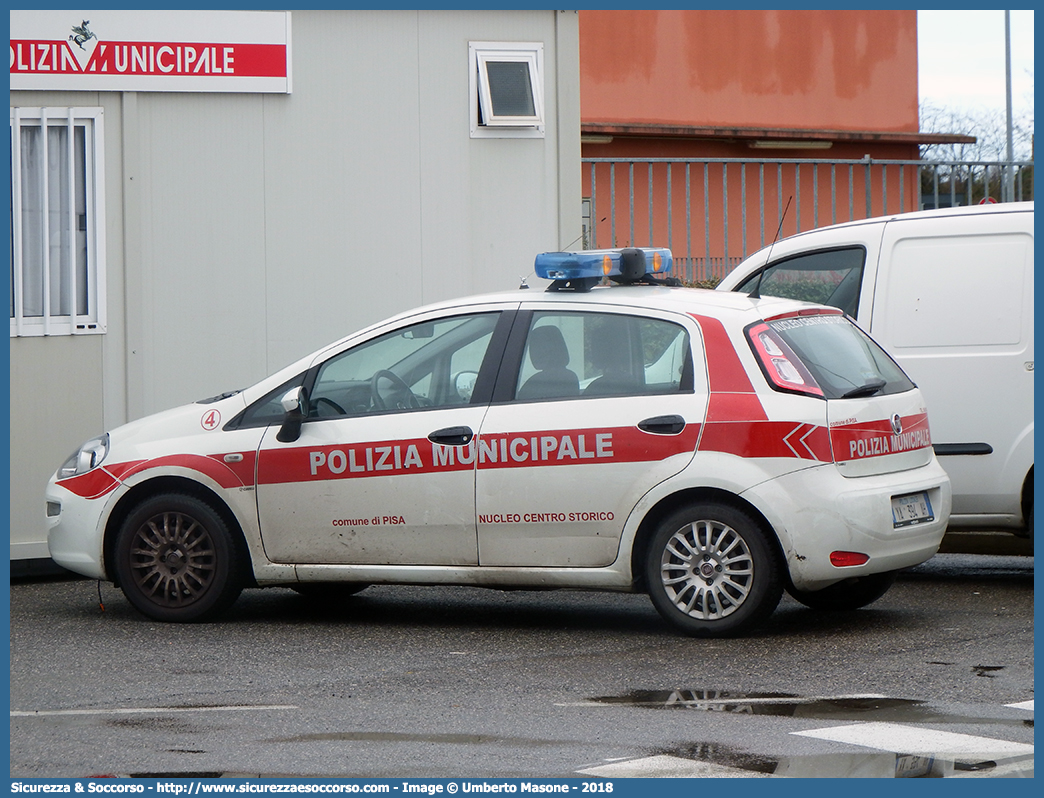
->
[232,374,307,430]
[737,247,865,317]
[309,313,500,417]
[514,311,691,401]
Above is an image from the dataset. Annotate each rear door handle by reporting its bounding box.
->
[638,415,686,435]
[428,426,474,446]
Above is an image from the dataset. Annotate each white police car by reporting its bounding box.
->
[46,247,951,636]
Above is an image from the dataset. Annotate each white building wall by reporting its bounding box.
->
[9,89,127,562]
[9,9,581,564]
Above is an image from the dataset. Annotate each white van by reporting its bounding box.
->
[717,202,1034,540]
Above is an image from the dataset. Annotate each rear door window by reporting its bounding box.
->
[513,311,691,401]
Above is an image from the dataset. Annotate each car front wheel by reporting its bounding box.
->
[645,503,782,637]
[114,493,244,622]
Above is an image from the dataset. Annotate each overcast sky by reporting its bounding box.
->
[918,9,1034,114]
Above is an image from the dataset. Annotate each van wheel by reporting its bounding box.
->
[645,503,782,637]
[114,493,243,622]
[787,571,897,611]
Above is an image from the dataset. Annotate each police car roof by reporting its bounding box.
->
[431,282,823,319]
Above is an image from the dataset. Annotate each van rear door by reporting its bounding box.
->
[869,207,1034,517]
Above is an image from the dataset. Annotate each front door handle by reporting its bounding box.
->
[638,415,686,435]
[428,426,474,446]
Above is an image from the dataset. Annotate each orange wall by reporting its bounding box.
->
[580,9,919,133]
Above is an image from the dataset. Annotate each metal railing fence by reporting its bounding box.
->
[581,156,1034,283]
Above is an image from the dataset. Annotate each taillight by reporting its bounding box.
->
[746,322,824,398]
[830,551,870,567]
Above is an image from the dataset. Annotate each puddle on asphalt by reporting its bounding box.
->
[646,743,1033,778]
[588,688,1025,726]
[83,690,1033,780]
[587,689,1033,778]
[591,689,925,718]
[973,665,1005,677]
[662,741,778,774]
[684,743,1027,777]
[654,740,962,778]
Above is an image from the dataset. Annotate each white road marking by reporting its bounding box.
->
[578,755,769,779]
[791,721,1034,758]
[11,704,297,717]
[575,700,1035,778]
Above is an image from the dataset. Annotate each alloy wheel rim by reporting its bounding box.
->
[128,511,217,607]
[660,519,754,620]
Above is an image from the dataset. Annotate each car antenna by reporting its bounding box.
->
[749,195,792,299]
[559,220,605,254]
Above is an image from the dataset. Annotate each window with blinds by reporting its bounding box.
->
[10,107,106,337]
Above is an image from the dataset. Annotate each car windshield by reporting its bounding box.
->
[767,314,914,399]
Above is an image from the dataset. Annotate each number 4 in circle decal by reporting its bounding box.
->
[201,409,221,431]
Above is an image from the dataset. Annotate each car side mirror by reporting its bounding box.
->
[276,386,307,443]
[455,371,478,402]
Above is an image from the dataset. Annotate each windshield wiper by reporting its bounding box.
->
[841,379,887,399]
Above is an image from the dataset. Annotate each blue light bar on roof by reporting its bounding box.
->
[534,247,673,282]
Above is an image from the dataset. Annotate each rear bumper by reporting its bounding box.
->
[746,458,952,591]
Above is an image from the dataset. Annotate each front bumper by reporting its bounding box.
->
[45,477,112,581]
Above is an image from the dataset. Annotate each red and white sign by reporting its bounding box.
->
[10,10,291,93]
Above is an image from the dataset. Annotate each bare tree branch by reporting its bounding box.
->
[920,101,1034,161]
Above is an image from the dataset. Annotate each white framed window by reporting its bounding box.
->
[10,107,106,337]
[469,41,544,138]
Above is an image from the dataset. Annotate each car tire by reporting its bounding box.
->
[786,571,897,611]
[291,583,370,600]
[645,502,782,637]
[114,493,244,622]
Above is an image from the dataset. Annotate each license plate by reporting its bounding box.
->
[891,491,934,528]
[894,753,935,778]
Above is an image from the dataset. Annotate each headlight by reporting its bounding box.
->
[57,434,110,479]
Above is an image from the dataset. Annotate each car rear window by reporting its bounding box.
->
[747,313,915,400]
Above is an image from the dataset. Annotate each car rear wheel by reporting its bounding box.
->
[645,503,782,637]
[114,493,244,622]
[786,571,897,611]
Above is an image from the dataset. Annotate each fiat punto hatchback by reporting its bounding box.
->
[47,247,951,636]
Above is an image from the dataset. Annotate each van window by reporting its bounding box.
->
[736,247,865,317]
